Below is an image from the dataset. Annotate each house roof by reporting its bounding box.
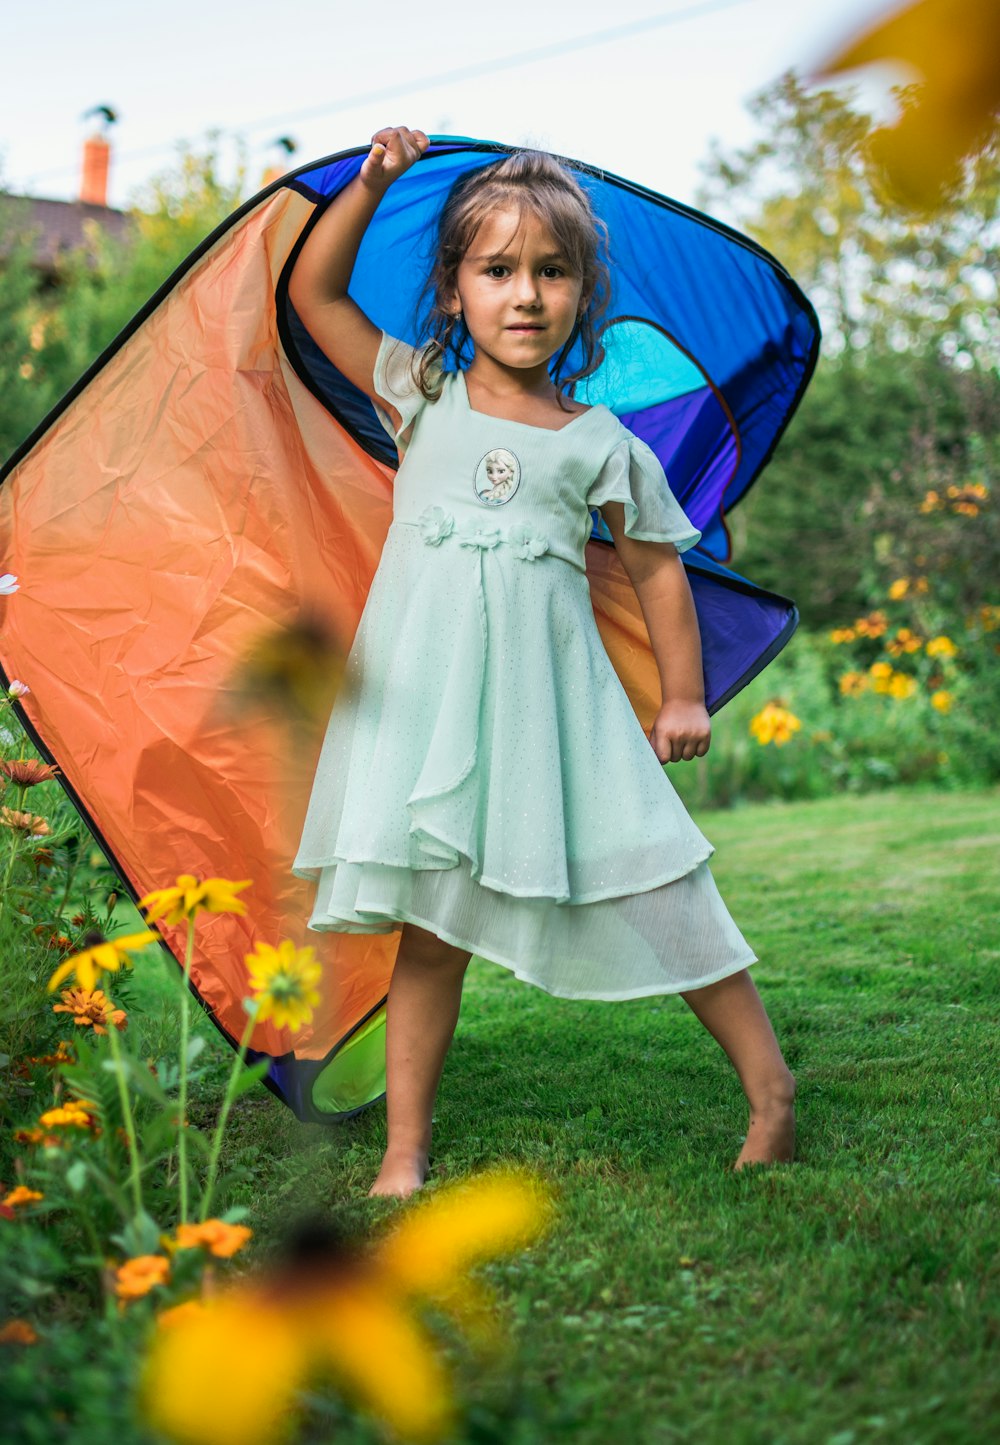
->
[0,194,134,271]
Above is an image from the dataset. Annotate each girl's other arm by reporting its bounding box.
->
[601,501,711,764]
[287,126,429,421]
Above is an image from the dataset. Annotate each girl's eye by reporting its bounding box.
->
[485,265,566,279]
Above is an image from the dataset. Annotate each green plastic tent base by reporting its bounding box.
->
[310,1004,388,1116]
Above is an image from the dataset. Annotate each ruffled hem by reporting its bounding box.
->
[292,851,758,1002]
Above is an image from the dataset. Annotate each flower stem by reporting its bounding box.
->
[177,920,196,1225]
[106,1011,143,1216]
[198,1003,258,1223]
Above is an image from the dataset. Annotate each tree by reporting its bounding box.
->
[695,69,1000,370]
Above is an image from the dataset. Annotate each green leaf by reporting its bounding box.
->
[66,1159,88,1193]
[111,1209,163,1257]
[186,1036,206,1065]
[229,1057,271,1102]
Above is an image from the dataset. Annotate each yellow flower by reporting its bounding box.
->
[245,940,322,1032]
[931,689,955,712]
[139,1167,554,1445]
[749,702,802,746]
[38,1101,98,1131]
[926,635,958,657]
[869,661,893,679]
[115,1254,172,1302]
[52,986,127,1035]
[888,672,918,698]
[854,611,889,638]
[839,671,868,696]
[46,930,158,994]
[888,578,910,600]
[808,0,1000,211]
[172,1221,253,1259]
[828,627,856,643]
[138,875,252,926]
[2,1186,44,1208]
[919,490,942,512]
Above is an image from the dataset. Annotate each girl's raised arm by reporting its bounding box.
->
[287,126,429,417]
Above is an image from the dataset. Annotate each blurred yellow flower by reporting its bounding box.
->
[140,1167,554,1445]
[115,1254,172,1302]
[926,635,958,657]
[38,1101,98,1131]
[869,661,893,679]
[45,930,158,994]
[931,690,955,712]
[854,611,889,637]
[886,628,923,656]
[2,1185,44,1208]
[171,1221,253,1259]
[979,605,1000,632]
[828,627,856,643]
[888,578,910,599]
[808,0,1000,211]
[887,673,918,698]
[919,491,941,513]
[839,671,868,696]
[138,876,252,926]
[749,702,802,746]
[245,940,322,1032]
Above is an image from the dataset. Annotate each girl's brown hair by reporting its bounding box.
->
[410,149,612,412]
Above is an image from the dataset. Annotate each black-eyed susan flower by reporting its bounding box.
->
[45,929,158,994]
[245,940,322,1032]
[138,875,253,926]
[808,0,1000,211]
[140,1167,554,1445]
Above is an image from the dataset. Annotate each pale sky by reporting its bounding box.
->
[2,0,913,214]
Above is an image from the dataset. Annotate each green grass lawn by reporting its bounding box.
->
[142,785,1000,1444]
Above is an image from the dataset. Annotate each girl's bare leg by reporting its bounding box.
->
[679,968,796,1169]
[368,922,472,1198]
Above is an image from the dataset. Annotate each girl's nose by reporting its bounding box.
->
[513,269,541,304]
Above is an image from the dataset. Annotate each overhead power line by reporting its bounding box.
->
[13,0,752,188]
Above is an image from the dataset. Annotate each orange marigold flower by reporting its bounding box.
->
[0,1320,39,1345]
[2,1186,44,1208]
[0,808,50,836]
[52,986,127,1035]
[839,672,868,695]
[115,1255,171,1301]
[0,760,60,787]
[173,1221,254,1259]
[38,1101,98,1132]
[828,627,856,643]
[854,611,889,637]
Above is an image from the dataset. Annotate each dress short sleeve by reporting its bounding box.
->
[372,330,442,455]
[586,433,702,552]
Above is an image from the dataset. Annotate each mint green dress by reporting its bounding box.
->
[291,331,758,999]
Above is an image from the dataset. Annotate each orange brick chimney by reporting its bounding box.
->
[80,134,111,206]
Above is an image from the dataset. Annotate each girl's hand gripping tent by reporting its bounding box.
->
[0,138,820,1124]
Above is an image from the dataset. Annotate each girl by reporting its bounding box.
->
[290,126,796,1198]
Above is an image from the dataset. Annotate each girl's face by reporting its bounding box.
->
[448,208,587,376]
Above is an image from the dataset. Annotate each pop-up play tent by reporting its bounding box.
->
[0,138,819,1124]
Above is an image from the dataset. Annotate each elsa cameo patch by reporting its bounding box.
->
[474,448,521,506]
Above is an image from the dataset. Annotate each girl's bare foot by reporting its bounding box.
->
[733,1082,796,1171]
[367,1147,430,1198]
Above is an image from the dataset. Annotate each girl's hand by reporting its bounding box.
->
[649,698,711,764]
[359,126,430,193]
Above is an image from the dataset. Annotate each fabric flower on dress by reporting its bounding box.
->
[457,521,502,550]
[507,523,549,561]
[417,506,455,545]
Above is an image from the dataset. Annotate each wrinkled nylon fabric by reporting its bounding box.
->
[0,187,701,1062]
